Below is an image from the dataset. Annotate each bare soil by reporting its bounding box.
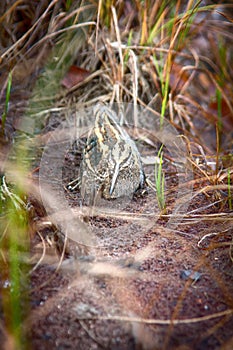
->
[26,193,233,350]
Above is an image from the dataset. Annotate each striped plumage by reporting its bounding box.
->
[80,105,145,203]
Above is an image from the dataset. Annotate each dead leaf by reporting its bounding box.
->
[169,62,190,93]
[61,65,91,89]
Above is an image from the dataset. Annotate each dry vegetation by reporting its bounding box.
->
[0,1,233,349]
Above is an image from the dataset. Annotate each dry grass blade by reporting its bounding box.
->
[80,308,233,325]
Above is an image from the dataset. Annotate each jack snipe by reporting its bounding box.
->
[80,105,145,203]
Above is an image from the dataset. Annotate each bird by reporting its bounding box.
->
[80,104,145,204]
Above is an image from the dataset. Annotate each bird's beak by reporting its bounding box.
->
[109,163,120,195]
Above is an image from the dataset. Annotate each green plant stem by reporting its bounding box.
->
[0,178,30,349]
[155,145,166,211]
[1,71,12,132]
[228,170,232,210]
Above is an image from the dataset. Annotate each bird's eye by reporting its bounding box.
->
[85,137,97,153]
